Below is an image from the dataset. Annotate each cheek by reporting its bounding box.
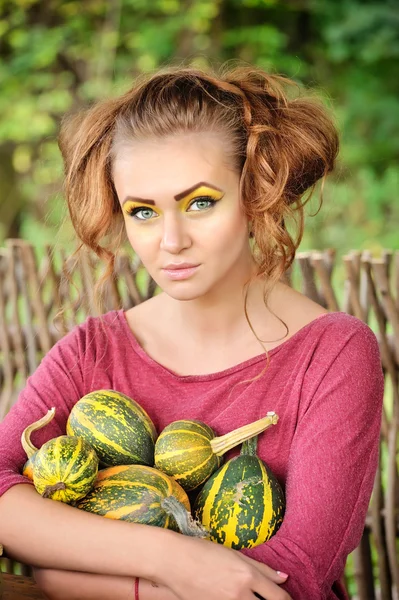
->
[125,225,157,262]
[198,206,248,247]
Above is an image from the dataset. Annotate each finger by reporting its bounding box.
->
[253,572,292,600]
[239,554,289,584]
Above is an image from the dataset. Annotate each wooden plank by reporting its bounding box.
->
[0,573,45,599]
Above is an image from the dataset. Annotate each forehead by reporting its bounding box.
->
[112,133,235,198]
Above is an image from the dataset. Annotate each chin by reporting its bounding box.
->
[163,286,205,302]
[158,277,215,302]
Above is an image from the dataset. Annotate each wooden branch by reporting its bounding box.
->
[343,253,366,321]
[370,451,392,600]
[372,259,399,365]
[0,250,14,419]
[296,252,322,304]
[395,252,399,313]
[310,250,339,311]
[5,240,27,381]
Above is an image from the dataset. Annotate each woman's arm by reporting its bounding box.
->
[0,485,290,600]
[32,556,291,600]
[0,326,88,500]
[241,321,384,599]
[0,484,173,581]
[32,568,178,600]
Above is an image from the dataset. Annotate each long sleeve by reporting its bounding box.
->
[241,323,384,599]
[0,326,87,498]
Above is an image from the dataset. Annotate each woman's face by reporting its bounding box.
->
[113,133,254,302]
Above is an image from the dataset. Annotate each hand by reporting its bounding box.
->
[160,535,292,600]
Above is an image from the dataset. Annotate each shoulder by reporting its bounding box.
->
[53,309,125,358]
[81,309,124,336]
[272,283,380,357]
[311,312,381,355]
[291,313,385,425]
[304,312,384,401]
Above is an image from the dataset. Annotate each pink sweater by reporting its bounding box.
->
[0,310,384,599]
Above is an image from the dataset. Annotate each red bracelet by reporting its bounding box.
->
[134,576,140,600]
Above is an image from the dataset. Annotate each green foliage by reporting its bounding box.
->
[0,0,397,254]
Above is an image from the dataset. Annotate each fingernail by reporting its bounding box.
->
[276,571,289,579]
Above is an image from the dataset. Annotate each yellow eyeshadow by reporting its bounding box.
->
[179,186,224,212]
[123,186,224,216]
[123,201,158,215]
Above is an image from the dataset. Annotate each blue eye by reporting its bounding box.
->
[188,197,217,211]
[126,196,217,221]
[128,207,156,221]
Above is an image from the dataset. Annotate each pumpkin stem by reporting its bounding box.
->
[210,412,278,456]
[42,481,66,499]
[240,435,258,456]
[161,496,208,539]
[20,408,56,459]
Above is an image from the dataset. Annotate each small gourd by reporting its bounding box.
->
[67,390,157,467]
[154,412,278,491]
[76,464,207,537]
[193,435,285,549]
[33,435,99,503]
[21,407,56,480]
[21,408,99,503]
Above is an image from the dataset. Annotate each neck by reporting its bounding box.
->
[163,260,277,347]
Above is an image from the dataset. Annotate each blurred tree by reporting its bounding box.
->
[0,0,397,252]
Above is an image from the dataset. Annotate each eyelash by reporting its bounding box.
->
[126,196,218,221]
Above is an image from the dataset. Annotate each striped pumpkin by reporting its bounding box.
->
[154,413,278,492]
[21,407,56,481]
[76,464,206,537]
[66,390,157,467]
[33,435,99,503]
[193,435,285,549]
[22,456,35,480]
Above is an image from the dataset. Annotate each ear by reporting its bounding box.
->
[247,219,254,238]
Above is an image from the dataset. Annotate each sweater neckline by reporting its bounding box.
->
[116,309,337,383]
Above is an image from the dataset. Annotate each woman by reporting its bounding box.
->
[0,64,384,600]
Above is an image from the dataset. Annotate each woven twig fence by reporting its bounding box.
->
[0,239,398,600]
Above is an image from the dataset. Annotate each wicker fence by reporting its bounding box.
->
[0,238,398,600]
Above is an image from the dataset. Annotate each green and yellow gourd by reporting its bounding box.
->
[154,412,279,491]
[21,409,99,503]
[21,407,56,480]
[66,390,157,467]
[76,464,207,537]
[193,434,285,549]
[34,436,99,503]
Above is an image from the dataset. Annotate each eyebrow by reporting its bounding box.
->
[122,181,224,206]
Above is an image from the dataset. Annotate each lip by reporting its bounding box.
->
[162,264,200,281]
[163,262,199,270]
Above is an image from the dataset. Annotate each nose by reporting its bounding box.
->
[160,214,192,254]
